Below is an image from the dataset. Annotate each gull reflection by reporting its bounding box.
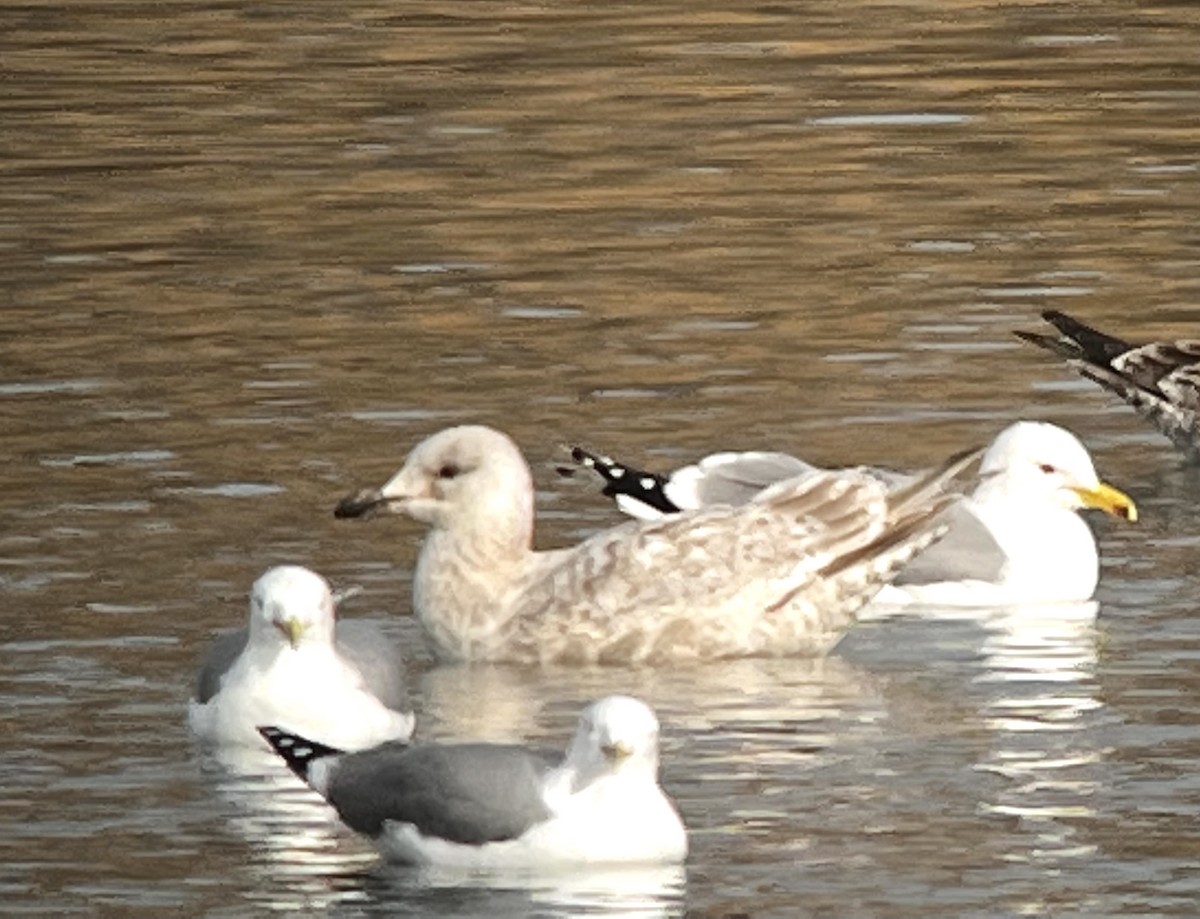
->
[418,654,878,745]
[970,601,1104,867]
[370,863,687,919]
[196,745,377,912]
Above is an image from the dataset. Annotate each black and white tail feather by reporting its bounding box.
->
[258,726,343,786]
[557,446,681,519]
[1017,309,1200,462]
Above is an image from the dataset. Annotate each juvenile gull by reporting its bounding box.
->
[334,425,976,664]
[1017,309,1200,461]
[563,421,1136,606]
[189,565,416,751]
[258,695,688,867]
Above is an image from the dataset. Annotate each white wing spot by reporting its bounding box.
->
[277,735,294,748]
[639,477,657,490]
[294,745,313,758]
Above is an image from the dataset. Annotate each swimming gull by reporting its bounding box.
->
[1017,309,1200,461]
[334,424,977,663]
[257,694,688,867]
[189,565,416,751]
[561,421,1136,606]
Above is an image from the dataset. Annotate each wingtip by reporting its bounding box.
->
[886,442,983,512]
[1014,319,1086,360]
[1037,310,1132,360]
[1013,328,1048,345]
[258,726,343,783]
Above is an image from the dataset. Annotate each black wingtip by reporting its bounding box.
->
[1013,327,1081,360]
[258,726,344,782]
[1013,328,1049,346]
[1038,310,1132,362]
[1015,310,1136,364]
[569,445,607,471]
[553,445,592,480]
[556,444,681,514]
[556,445,629,488]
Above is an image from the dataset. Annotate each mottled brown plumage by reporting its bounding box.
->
[1017,310,1200,462]
[336,426,978,664]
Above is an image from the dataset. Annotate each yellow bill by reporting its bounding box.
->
[1072,481,1137,522]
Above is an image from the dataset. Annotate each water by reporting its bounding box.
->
[3,1,1200,916]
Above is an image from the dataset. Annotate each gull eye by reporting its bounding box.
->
[437,463,461,480]
[1039,463,1057,474]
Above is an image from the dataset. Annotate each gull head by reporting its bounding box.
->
[335,426,536,538]
[248,565,337,650]
[979,421,1137,521]
[565,695,663,786]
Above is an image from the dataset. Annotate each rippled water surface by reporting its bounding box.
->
[4,1,1200,916]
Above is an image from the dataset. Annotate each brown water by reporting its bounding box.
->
[3,1,1200,916]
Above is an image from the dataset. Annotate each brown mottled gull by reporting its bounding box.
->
[334,425,978,664]
[1017,309,1200,462]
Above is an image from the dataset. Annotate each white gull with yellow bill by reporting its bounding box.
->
[188,565,416,751]
[565,421,1136,608]
[258,695,687,868]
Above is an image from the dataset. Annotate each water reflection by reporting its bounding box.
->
[195,749,379,909]
[886,601,1107,881]
[974,601,1101,690]
[370,863,686,919]
[969,603,1105,872]
[845,601,1107,880]
[418,654,878,745]
[6,0,1200,914]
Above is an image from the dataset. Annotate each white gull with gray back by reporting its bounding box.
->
[189,565,415,751]
[565,421,1136,607]
[259,695,687,868]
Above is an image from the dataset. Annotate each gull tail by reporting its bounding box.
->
[884,443,983,519]
[1038,309,1132,362]
[1014,310,1132,364]
[258,726,344,790]
[1013,327,1083,361]
[820,443,983,580]
[1017,311,1200,460]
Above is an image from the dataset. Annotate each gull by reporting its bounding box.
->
[1017,309,1200,461]
[561,421,1136,606]
[189,565,416,751]
[257,695,687,868]
[334,425,976,664]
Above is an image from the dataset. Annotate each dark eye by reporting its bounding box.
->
[1039,463,1057,474]
[437,463,461,480]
